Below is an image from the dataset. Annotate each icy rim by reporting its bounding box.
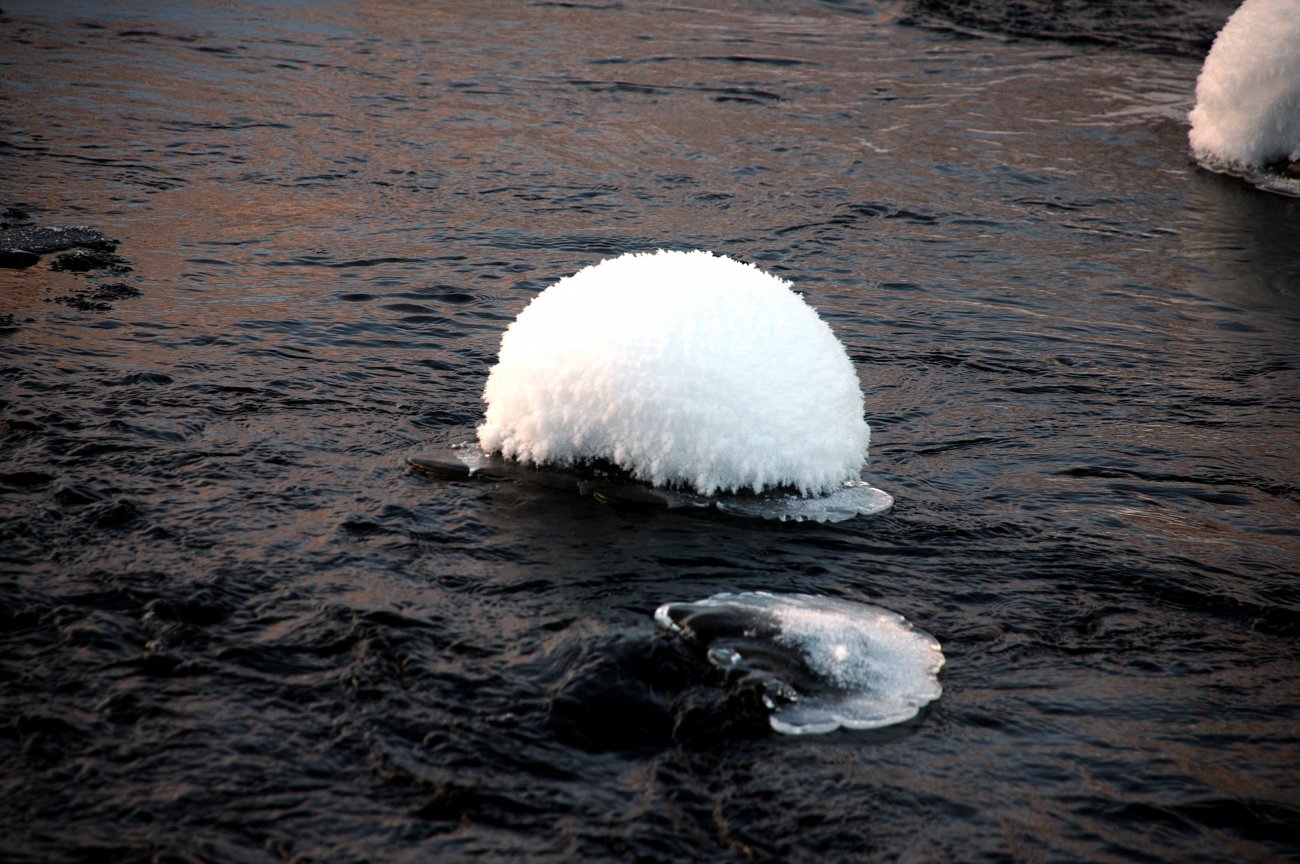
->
[408,444,893,522]
[656,592,945,735]
[1192,154,1300,199]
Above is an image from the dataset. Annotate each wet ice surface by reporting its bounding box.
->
[3,0,1300,862]
[409,446,893,522]
[656,593,944,735]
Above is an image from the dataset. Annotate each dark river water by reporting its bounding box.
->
[2,1,1298,861]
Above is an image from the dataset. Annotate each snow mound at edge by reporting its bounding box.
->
[1189,0,1300,173]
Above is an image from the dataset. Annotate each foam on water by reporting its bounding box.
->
[477,250,871,497]
[656,592,944,735]
[1188,0,1300,191]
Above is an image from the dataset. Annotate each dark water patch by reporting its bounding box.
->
[407,406,477,429]
[187,43,243,56]
[425,289,476,304]
[564,77,782,102]
[467,230,667,254]
[380,301,433,315]
[700,55,813,67]
[270,254,427,268]
[531,1,624,9]
[776,202,943,236]
[713,92,772,105]
[163,119,293,132]
[903,0,1238,57]
[50,480,113,509]
[1166,798,1300,848]
[103,370,174,387]
[1015,195,1121,213]
[287,171,358,187]
[85,497,144,530]
[0,469,53,490]
[1123,572,1300,640]
[1056,465,1298,503]
[589,54,812,67]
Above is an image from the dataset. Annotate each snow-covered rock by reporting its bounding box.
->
[477,250,870,496]
[1189,0,1300,174]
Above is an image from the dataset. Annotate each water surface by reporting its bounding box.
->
[2,1,1297,861]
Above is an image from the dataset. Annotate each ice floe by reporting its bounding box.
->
[655,592,944,734]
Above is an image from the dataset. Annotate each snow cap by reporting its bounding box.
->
[477,249,869,496]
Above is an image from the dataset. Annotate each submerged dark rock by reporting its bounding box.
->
[0,221,141,306]
[49,248,132,273]
[50,282,142,311]
[1,224,125,271]
[545,634,771,754]
[0,248,39,269]
[0,224,119,255]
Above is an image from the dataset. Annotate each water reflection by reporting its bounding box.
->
[1182,169,1300,315]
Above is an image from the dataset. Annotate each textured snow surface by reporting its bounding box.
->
[656,592,944,735]
[477,250,869,496]
[1189,0,1300,170]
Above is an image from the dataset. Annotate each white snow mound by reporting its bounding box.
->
[1189,0,1300,170]
[477,249,869,496]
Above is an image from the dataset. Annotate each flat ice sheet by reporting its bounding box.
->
[408,446,893,522]
[656,592,944,734]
